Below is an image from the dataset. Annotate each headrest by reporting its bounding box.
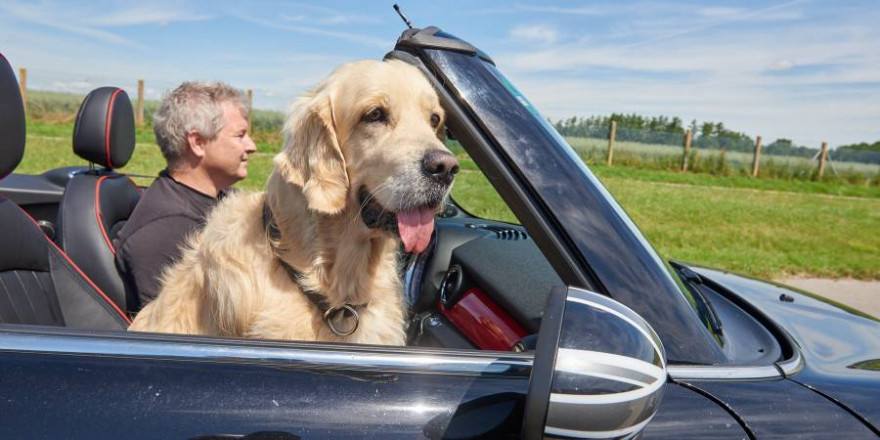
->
[0,54,26,179]
[73,87,135,169]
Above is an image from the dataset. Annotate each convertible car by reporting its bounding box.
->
[1,26,879,440]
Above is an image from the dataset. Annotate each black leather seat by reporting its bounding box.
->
[0,53,130,329]
[56,87,140,313]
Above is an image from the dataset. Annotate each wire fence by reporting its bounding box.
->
[561,122,880,184]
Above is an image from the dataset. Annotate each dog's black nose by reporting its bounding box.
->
[421,150,459,184]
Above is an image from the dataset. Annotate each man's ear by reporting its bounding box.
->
[186,131,208,159]
[274,93,349,215]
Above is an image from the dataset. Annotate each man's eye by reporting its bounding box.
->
[430,113,441,128]
[363,107,387,123]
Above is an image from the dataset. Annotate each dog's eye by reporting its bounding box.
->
[430,113,441,128]
[363,107,387,123]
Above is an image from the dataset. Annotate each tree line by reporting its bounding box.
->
[550,113,880,165]
[838,141,880,152]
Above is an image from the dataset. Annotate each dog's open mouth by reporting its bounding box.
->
[358,187,436,254]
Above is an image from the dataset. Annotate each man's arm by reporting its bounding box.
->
[117,215,201,308]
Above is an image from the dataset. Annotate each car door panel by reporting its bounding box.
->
[0,327,530,440]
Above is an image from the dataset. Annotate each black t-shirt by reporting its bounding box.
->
[114,170,225,309]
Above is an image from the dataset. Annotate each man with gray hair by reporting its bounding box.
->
[115,81,257,308]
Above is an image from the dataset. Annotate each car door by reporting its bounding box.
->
[1,287,738,440]
[0,325,531,439]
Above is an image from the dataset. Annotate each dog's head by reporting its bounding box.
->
[276,59,458,254]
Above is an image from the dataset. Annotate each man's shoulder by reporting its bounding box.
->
[116,175,204,243]
[118,211,199,247]
[138,172,219,217]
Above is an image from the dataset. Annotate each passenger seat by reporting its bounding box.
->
[56,87,140,315]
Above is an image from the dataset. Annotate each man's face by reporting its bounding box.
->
[202,101,257,188]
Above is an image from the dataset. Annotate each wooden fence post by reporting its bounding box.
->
[246,89,254,131]
[18,67,27,116]
[751,136,762,177]
[606,120,616,166]
[681,129,693,171]
[818,141,828,178]
[136,79,145,126]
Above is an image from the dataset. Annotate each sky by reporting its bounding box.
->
[1,0,878,147]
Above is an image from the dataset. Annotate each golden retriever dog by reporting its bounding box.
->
[129,59,458,345]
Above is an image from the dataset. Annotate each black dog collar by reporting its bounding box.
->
[262,201,366,336]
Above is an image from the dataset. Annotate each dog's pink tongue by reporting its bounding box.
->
[397,208,435,254]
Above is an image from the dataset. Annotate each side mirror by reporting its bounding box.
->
[523,286,667,439]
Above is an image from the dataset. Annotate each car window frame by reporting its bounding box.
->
[0,323,535,376]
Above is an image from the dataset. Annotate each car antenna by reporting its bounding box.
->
[393,4,413,29]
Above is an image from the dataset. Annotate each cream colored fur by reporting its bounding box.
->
[129,59,451,345]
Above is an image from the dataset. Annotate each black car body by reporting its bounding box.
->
[1,27,879,439]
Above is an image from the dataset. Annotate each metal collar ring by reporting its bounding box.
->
[324,304,360,336]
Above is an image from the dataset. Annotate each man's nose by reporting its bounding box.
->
[245,135,257,153]
[421,150,459,185]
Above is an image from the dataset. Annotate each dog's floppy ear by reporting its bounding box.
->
[275,92,349,214]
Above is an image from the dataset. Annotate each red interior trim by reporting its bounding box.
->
[104,89,122,169]
[440,288,527,350]
[17,205,131,324]
[95,175,117,255]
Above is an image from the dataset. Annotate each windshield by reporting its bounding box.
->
[421,46,725,364]
[481,61,709,321]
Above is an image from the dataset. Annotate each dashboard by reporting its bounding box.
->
[405,214,563,351]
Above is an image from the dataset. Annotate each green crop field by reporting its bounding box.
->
[16,121,880,281]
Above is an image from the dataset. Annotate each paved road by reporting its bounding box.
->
[775,277,880,318]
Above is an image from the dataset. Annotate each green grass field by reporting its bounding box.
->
[17,121,880,280]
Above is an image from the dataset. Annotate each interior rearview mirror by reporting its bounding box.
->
[523,286,667,439]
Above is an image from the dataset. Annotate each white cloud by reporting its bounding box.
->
[0,2,135,46]
[767,59,796,71]
[510,24,558,45]
[500,12,879,83]
[698,5,804,22]
[600,0,807,49]
[699,6,745,19]
[514,4,608,16]
[281,14,309,22]
[279,11,381,26]
[474,4,609,16]
[0,1,213,45]
[286,3,383,25]
[231,13,388,48]
[89,7,213,27]
[314,14,380,26]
